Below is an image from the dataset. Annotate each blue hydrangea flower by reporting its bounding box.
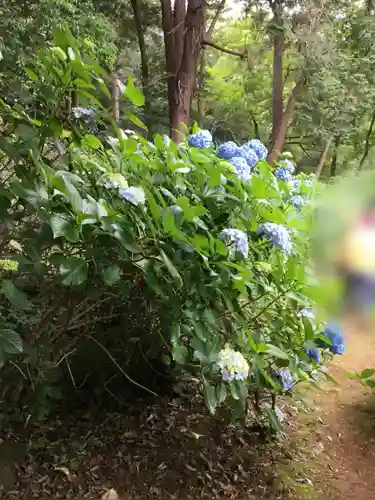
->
[288,179,301,193]
[119,186,146,206]
[290,194,304,213]
[305,347,321,363]
[279,159,295,174]
[230,157,252,183]
[237,146,259,167]
[317,322,345,355]
[258,223,292,254]
[220,228,248,259]
[275,167,292,183]
[188,130,213,149]
[243,139,268,160]
[297,308,315,320]
[304,179,314,188]
[72,106,97,132]
[72,106,95,120]
[276,368,294,391]
[217,141,239,160]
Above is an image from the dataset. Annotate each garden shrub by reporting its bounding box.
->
[0,26,342,427]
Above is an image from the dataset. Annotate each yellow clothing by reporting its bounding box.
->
[337,227,375,277]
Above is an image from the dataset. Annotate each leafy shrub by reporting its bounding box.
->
[0,27,340,427]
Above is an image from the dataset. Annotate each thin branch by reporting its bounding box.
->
[315,137,333,179]
[205,0,226,38]
[359,108,375,170]
[202,39,246,58]
[86,335,158,397]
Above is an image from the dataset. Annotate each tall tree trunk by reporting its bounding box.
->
[315,137,333,180]
[330,136,340,177]
[359,108,375,170]
[197,0,226,125]
[161,0,205,142]
[268,77,306,165]
[130,0,152,133]
[112,72,121,123]
[270,1,284,147]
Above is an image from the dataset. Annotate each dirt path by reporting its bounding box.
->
[306,321,375,499]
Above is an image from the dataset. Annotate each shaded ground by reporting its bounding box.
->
[0,394,289,500]
[1,322,375,499]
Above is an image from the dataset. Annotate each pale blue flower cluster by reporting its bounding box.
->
[230,157,252,183]
[275,166,293,183]
[317,322,346,355]
[298,307,315,320]
[276,368,294,391]
[258,223,292,254]
[72,106,97,132]
[220,228,248,259]
[186,131,268,184]
[217,346,249,382]
[188,130,213,149]
[305,347,321,363]
[290,194,304,213]
[279,159,295,174]
[244,139,268,160]
[236,146,259,167]
[217,141,239,159]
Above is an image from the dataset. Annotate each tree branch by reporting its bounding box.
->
[359,108,375,170]
[202,39,246,58]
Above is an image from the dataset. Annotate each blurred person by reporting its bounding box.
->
[335,204,375,326]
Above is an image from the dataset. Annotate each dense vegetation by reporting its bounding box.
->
[0,0,373,431]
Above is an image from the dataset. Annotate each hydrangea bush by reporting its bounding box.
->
[0,28,344,427]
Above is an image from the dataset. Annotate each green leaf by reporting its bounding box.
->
[84,134,102,149]
[159,250,183,288]
[172,342,189,364]
[101,265,121,285]
[127,113,148,131]
[50,215,80,243]
[1,280,30,310]
[202,377,218,415]
[360,368,375,379]
[265,407,282,432]
[265,344,289,360]
[0,329,23,354]
[124,76,145,106]
[59,257,88,286]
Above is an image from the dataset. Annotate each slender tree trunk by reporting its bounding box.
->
[161,0,205,142]
[268,77,306,165]
[315,137,333,180]
[270,2,284,147]
[112,72,121,123]
[359,108,375,170]
[330,136,340,177]
[130,0,152,133]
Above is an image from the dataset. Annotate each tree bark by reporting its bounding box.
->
[129,0,152,132]
[270,1,284,147]
[359,108,375,170]
[268,76,306,165]
[330,136,340,177]
[315,137,333,180]
[161,0,205,142]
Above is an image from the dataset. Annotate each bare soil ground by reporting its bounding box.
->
[1,322,375,500]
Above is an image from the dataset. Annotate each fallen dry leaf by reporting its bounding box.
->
[102,488,119,500]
